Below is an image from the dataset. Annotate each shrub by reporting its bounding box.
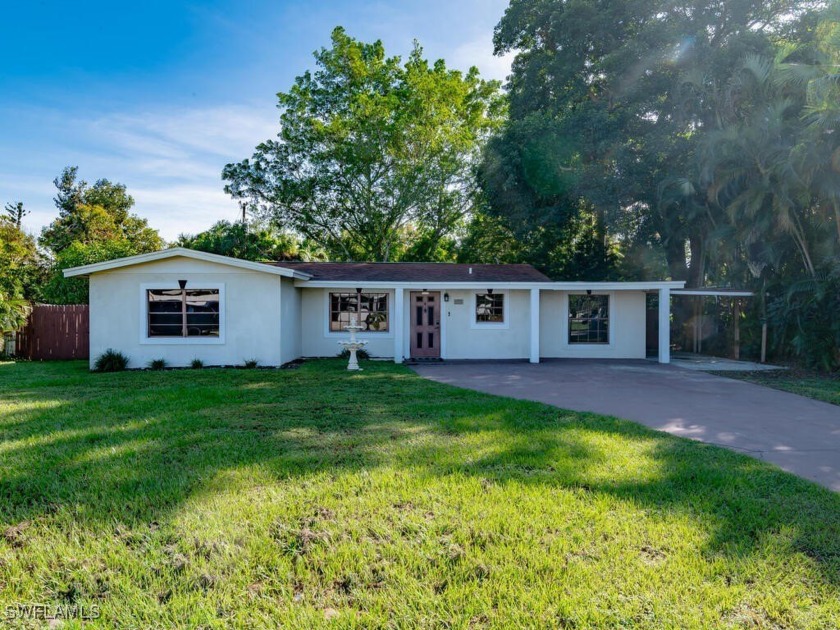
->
[191,358,204,369]
[148,358,168,370]
[94,349,129,372]
[242,358,259,369]
[767,275,840,372]
[337,347,370,360]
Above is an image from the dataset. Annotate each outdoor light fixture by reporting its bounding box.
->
[486,288,493,295]
[586,289,592,296]
[443,292,450,302]
[178,279,187,290]
[421,288,429,295]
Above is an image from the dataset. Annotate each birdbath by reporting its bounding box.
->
[338,316,368,371]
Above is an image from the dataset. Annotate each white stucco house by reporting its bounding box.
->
[64,248,684,369]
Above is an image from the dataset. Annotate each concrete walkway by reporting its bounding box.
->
[669,353,783,372]
[411,360,840,491]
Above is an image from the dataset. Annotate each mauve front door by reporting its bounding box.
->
[409,292,440,358]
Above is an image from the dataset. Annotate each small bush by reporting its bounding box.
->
[337,347,370,360]
[94,349,129,372]
[148,358,168,371]
[191,358,204,369]
[242,358,259,369]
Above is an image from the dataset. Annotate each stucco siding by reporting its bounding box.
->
[280,281,302,364]
[87,256,285,368]
[539,290,647,359]
[441,289,531,360]
[84,255,655,367]
[300,288,396,358]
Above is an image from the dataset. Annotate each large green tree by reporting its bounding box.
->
[176,220,306,262]
[0,204,42,336]
[39,167,165,304]
[0,207,44,300]
[223,27,504,261]
[40,167,164,255]
[484,0,821,285]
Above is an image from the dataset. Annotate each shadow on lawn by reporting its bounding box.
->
[1,359,839,588]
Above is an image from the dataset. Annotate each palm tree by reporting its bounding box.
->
[699,53,822,278]
[0,292,31,334]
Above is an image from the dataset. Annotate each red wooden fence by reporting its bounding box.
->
[16,305,89,360]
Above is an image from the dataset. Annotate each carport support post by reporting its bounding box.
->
[658,287,671,364]
[529,288,540,363]
[393,287,404,363]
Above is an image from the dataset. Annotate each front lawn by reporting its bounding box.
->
[1,360,838,628]
[713,369,840,406]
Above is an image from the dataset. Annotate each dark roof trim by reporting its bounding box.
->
[270,262,552,283]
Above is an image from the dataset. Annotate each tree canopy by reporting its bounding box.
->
[37,167,165,304]
[40,167,164,256]
[0,207,43,331]
[223,27,505,262]
[175,220,306,262]
[483,0,832,284]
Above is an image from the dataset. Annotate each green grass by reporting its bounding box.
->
[714,369,840,406]
[0,360,838,628]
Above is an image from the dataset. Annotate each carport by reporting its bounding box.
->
[669,287,759,362]
[531,281,684,365]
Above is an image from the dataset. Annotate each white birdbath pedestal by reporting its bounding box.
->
[338,316,368,371]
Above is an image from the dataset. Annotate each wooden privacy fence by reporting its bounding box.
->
[16,305,89,360]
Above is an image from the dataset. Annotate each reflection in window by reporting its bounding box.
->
[148,289,220,337]
[329,292,389,332]
[475,293,504,323]
[568,295,609,344]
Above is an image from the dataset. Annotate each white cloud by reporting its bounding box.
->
[450,37,513,82]
[0,103,278,241]
[129,184,245,239]
[92,105,279,162]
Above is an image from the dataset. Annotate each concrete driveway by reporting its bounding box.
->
[411,360,840,491]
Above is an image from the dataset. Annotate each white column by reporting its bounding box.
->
[393,287,404,363]
[658,287,671,364]
[529,288,540,364]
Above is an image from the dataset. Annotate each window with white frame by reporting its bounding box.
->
[475,292,504,323]
[568,294,609,344]
[147,289,220,338]
[329,292,389,332]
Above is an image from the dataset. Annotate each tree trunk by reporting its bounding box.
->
[687,234,705,289]
[665,239,688,282]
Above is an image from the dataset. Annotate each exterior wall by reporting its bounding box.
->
[87,257,653,367]
[280,281,301,364]
[440,289,531,360]
[88,256,287,368]
[300,288,396,358]
[539,290,647,359]
[300,287,533,360]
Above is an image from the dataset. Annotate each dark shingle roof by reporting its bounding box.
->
[269,262,551,283]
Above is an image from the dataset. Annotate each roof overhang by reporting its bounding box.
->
[547,281,685,291]
[62,247,313,279]
[672,288,753,297]
[293,280,686,290]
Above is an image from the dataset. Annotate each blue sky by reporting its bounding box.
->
[0,0,511,241]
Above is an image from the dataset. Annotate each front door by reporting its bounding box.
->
[410,291,441,358]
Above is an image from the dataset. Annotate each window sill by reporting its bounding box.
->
[140,336,225,345]
[324,331,393,339]
[470,321,510,330]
